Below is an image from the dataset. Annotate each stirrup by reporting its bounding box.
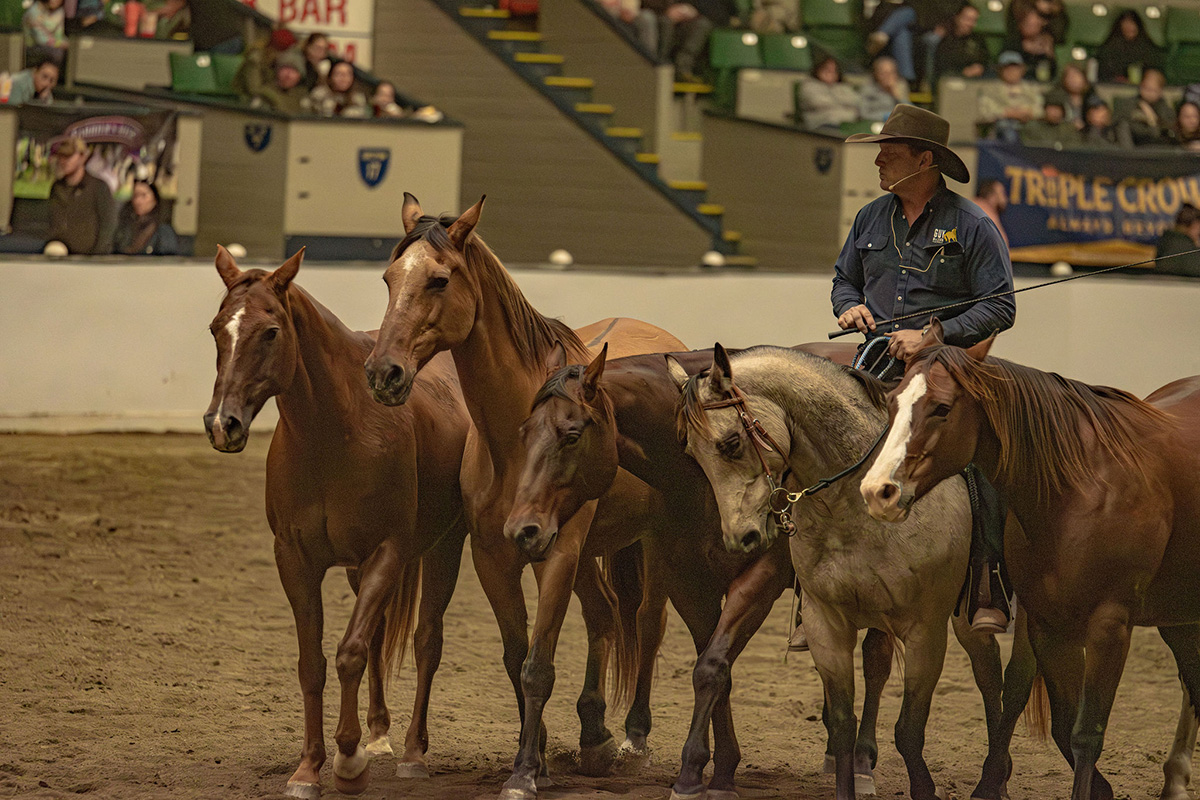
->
[970,607,1008,635]
[788,624,810,652]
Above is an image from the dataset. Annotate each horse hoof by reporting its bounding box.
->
[365,737,393,757]
[395,761,430,779]
[708,789,740,800]
[823,754,836,774]
[284,781,321,800]
[332,745,369,795]
[668,790,705,800]
[332,770,370,796]
[578,736,617,776]
[615,739,651,770]
[499,777,539,800]
[535,774,553,789]
[854,771,876,795]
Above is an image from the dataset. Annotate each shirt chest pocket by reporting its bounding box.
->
[855,231,894,275]
[920,241,968,294]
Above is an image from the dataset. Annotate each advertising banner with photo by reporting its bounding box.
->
[239,0,374,67]
[976,141,1200,249]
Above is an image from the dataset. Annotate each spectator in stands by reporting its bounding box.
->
[155,0,190,39]
[1114,68,1172,147]
[973,178,1009,247]
[1007,0,1067,44]
[600,0,659,53]
[1004,7,1056,81]
[6,57,59,105]
[22,0,66,65]
[307,60,370,118]
[47,138,116,255]
[978,51,1042,142]
[1096,9,1164,84]
[1020,95,1081,148]
[933,3,989,83]
[1044,63,1096,130]
[798,55,860,131]
[1171,101,1200,151]
[859,56,909,122]
[866,0,918,82]
[114,179,179,256]
[243,47,309,114]
[1081,95,1132,148]
[748,0,798,34]
[908,0,962,90]
[68,0,105,31]
[372,81,405,118]
[1156,204,1200,277]
[646,0,737,84]
[302,33,332,91]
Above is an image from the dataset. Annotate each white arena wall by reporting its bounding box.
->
[2,258,1199,433]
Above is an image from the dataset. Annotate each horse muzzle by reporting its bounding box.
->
[364,356,415,406]
[861,478,914,523]
[205,410,249,453]
[507,519,558,563]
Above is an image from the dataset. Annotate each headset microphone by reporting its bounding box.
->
[887,164,938,192]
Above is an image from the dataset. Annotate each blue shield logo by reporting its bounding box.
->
[358,148,390,188]
[244,123,272,153]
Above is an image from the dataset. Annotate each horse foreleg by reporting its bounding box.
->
[893,622,949,800]
[572,556,618,776]
[623,544,671,758]
[276,544,328,800]
[341,567,392,759]
[398,519,468,778]
[1154,624,1200,800]
[501,507,594,800]
[1068,603,1130,800]
[807,611,859,800]
[854,627,895,788]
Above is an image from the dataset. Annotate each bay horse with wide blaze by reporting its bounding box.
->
[204,247,470,798]
[671,344,1032,800]
[363,194,686,800]
[862,322,1200,800]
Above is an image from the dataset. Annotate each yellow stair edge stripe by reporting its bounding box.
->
[606,127,643,138]
[722,230,742,242]
[674,81,713,93]
[576,102,615,114]
[545,76,595,89]
[669,180,708,191]
[635,153,660,164]
[671,131,703,142]
[724,255,759,267]
[516,52,565,64]
[488,30,543,41]
[460,7,510,17]
[698,204,725,216]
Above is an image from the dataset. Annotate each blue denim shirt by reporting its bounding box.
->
[831,181,1016,347]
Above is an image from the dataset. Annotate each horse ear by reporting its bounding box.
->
[215,244,241,288]
[665,355,689,389]
[401,192,424,235]
[708,342,733,394]
[269,247,304,293]
[965,333,996,361]
[545,341,568,375]
[448,195,486,249]
[581,343,607,402]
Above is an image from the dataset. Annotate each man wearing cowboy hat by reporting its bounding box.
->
[827,104,1014,636]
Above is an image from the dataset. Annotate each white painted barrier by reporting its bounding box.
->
[2,258,1198,432]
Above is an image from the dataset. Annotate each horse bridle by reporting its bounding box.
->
[700,383,891,536]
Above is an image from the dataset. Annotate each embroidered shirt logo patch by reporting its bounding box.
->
[932,227,958,245]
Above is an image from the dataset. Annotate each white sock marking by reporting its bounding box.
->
[863,373,927,489]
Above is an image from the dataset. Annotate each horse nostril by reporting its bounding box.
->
[224,415,243,437]
[741,529,761,552]
[879,483,898,503]
[385,364,406,390]
[515,524,540,547]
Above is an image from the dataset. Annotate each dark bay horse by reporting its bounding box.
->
[672,344,1029,800]
[862,322,1200,800]
[507,344,926,799]
[362,195,687,800]
[204,247,470,798]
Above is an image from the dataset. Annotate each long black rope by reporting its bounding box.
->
[828,245,1200,339]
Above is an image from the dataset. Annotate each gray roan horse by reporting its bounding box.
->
[670,344,1018,800]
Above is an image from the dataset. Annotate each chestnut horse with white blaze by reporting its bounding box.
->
[363,194,687,800]
[204,247,470,799]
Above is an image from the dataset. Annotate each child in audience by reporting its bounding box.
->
[1081,96,1132,148]
[1020,97,1081,148]
[1043,63,1096,130]
[22,0,66,63]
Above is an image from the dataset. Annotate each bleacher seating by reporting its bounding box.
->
[710,29,764,108]
[1065,3,1113,49]
[760,34,815,71]
[1166,5,1200,84]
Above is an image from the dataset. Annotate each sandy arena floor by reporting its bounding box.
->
[0,433,1189,799]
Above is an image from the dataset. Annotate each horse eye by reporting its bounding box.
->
[718,433,741,457]
[931,403,952,418]
[427,276,449,291]
[263,327,279,341]
[562,430,582,446]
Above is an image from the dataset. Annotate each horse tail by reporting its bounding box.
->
[382,557,423,688]
[602,541,644,710]
[1022,672,1051,743]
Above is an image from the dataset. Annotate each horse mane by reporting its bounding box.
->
[392,214,588,369]
[916,344,1173,500]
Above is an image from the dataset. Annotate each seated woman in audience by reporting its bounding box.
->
[302,33,331,91]
[22,0,66,64]
[114,180,179,256]
[1096,9,1164,83]
[307,61,370,118]
[1043,63,1095,130]
[1081,95,1132,148]
[933,2,989,83]
[859,56,909,122]
[798,55,859,131]
[1170,101,1200,151]
[1007,0,1067,44]
[1113,68,1172,146]
[1004,8,1056,81]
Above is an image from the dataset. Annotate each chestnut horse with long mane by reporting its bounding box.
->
[862,323,1200,800]
[363,195,686,799]
[204,248,470,799]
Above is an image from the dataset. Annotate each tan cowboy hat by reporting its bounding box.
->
[845,104,970,183]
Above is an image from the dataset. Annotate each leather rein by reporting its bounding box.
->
[700,384,890,535]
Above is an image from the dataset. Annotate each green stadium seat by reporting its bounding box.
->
[1166,5,1200,45]
[974,0,1007,37]
[210,54,244,94]
[1142,5,1166,48]
[709,29,764,69]
[1066,2,1114,48]
[169,52,219,94]
[807,27,865,64]
[761,33,814,71]
[1167,42,1200,84]
[801,0,862,30]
